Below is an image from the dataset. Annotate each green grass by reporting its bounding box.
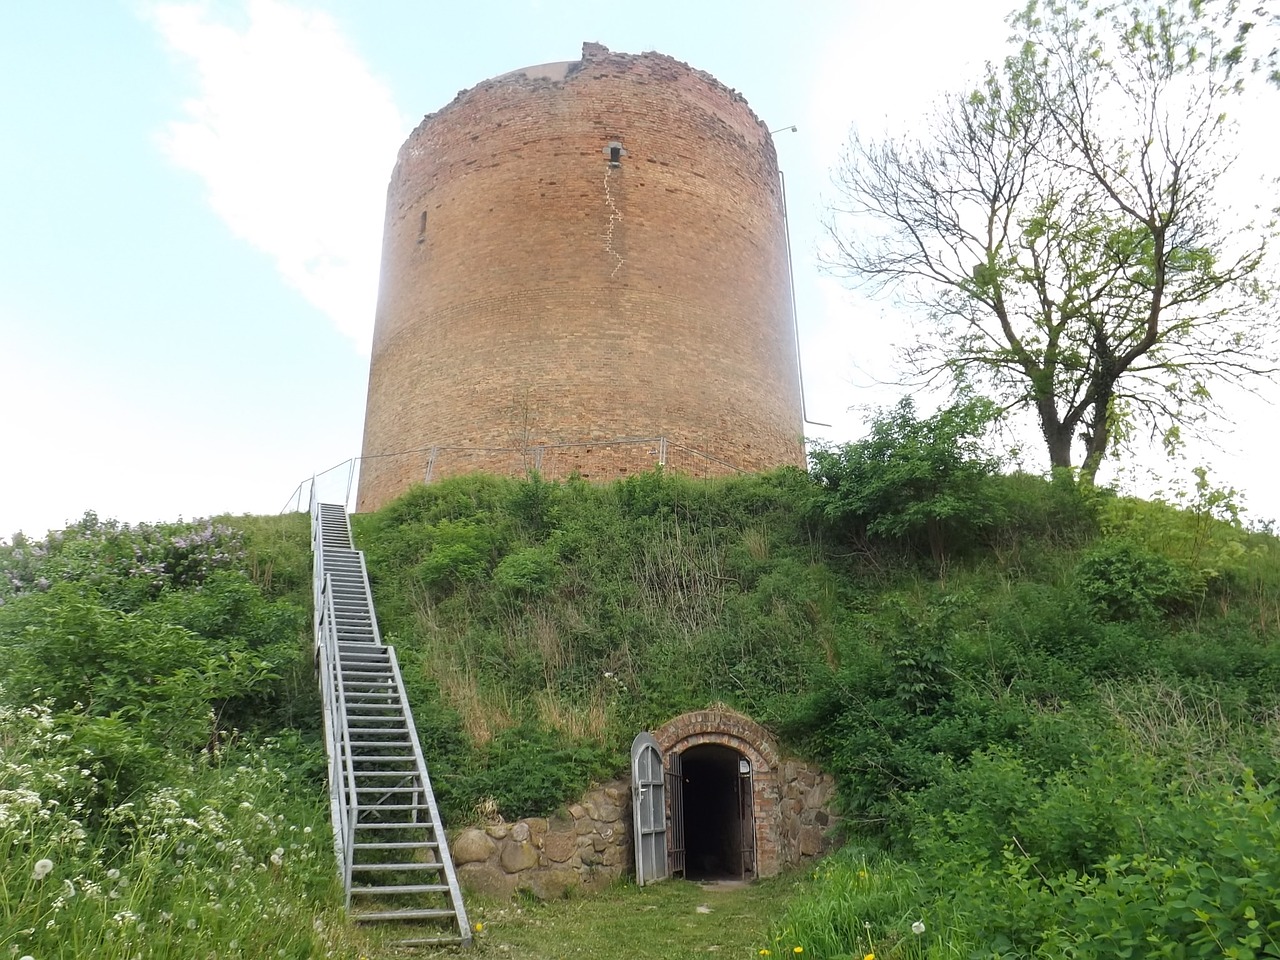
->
[465,878,793,959]
[4,452,1280,959]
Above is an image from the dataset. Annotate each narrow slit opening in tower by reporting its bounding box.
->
[681,743,752,881]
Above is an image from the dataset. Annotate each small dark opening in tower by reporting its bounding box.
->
[681,744,751,880]
[417,210,428,244]
[609,145,622,165]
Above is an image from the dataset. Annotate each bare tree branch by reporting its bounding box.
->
[825,0,1279,483]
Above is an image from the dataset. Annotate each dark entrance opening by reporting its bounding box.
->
[680,744,752,880]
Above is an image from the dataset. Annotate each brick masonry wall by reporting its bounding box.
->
[357,42,805,512]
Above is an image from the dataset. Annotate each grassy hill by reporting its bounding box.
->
[3,411,1279,958]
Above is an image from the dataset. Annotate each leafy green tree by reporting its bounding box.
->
[827,0,1278,483]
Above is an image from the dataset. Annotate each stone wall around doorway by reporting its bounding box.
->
[450,779,633,900]
[448,709,841,900]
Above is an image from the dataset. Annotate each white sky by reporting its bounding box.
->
[1,0,1275,537]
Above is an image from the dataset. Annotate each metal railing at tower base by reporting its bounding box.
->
[282,436,765,518]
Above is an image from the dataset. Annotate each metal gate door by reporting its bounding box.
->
[739,759,755,878]
[631,732,668,886]
[667,749,685,878]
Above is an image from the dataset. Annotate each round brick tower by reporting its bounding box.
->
[356,42,804,512]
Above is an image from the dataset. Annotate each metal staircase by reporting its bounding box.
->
[311,496,471,948]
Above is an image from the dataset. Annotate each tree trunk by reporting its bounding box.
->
[1038,400,1074,471]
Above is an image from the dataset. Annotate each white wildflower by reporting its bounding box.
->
[32,858,54,880]
[912,920,926,935]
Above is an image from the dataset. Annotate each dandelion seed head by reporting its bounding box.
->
[32,858,54,880]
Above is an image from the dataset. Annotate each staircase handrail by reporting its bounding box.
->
[314,604,349,884]
[354,552,383,647]
[321,573,360,904]
[386,644,472,943]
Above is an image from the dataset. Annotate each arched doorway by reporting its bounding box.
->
[680,743,755,880]
[634,709,786,883]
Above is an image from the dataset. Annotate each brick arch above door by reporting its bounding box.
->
[653,708,780,771]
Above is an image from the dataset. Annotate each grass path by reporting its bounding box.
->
[457,877,796,959]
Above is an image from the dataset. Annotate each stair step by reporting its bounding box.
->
[351,908,457,923]
[354,841,440,851]
[354,822,440,831]
[347,742,413,749]
[357,803,430,811]
[350,862,444,872]
[350,884,451,895]
[393,937,467,947]
[353,788,417,798]
[350,759,416,766]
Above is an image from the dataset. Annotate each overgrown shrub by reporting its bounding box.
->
[1076,538,1193,620]
[810,397,1004,564]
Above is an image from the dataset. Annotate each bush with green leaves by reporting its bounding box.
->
[928,771,1280,960]
[1076,538,1194,620]
[1,512,245,610]
[0,701,356,960]
[810,397,1003,564]
[0,513,309,811]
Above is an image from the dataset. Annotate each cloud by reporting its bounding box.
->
[149,0,407,350]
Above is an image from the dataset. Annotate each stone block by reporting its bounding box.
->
[452,828,496,865]
[500,840,539,873]
[543,831,576,863]
[458,861,517,898]
[528,868,579,901]
[593,799,621,822]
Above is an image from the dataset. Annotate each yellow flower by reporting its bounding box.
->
[863,953,875,960]
[794,949,804,955]
[474,922,484,932]
[857,869,868,879]
[759,952,772,957]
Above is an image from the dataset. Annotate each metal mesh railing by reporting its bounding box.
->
[286,436,748,517]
